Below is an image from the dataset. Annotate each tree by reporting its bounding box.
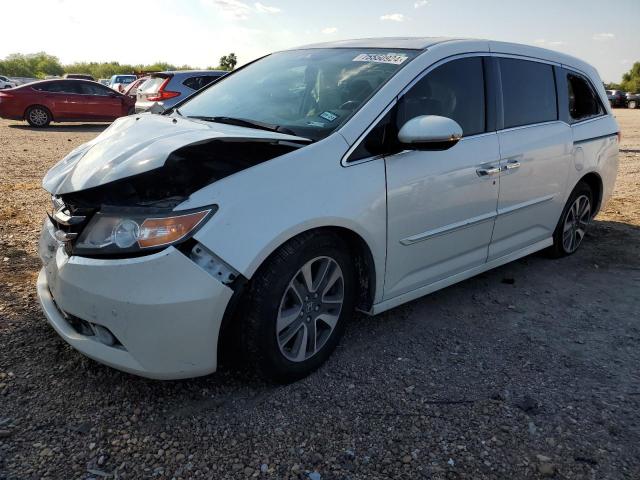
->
[620,62,640,93]
[0,52,197,80]
[218,53,237,71]
[0,52,63,78]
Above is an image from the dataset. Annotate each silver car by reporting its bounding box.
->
[135,70,226,113]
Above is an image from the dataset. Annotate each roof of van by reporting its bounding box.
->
[288,37,599,80]
[293,37,457,50]
[158,70,227,75]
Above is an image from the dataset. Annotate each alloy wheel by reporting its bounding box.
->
[29,108,49,126]
[276,256,344,362]
[562,194,591,253]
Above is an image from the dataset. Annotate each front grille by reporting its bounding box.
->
[49,196,96,254]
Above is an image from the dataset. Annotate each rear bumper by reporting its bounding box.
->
[134,100,165,113]
[36,218,234,379]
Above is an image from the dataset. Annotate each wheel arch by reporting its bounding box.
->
[577,171,603,216]
[216,225,378,366]
[24,104,54,122]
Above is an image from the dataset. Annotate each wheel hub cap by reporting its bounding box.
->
[276,256,344,362]
[562,194,591,253]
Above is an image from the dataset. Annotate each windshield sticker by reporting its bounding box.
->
[319,111,338,122]
[353,53,408,65]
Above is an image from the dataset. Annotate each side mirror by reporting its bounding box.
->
[398,115,463,150]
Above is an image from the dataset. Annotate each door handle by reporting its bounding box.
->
[476,165,501,177]
[504,160,521,171]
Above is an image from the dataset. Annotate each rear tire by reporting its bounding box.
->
[548,182,593,258]
[26,106,51,127]
[629,100,637,109]
[239,231,356,383]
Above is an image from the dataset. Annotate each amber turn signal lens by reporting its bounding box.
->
[138,210,210,248]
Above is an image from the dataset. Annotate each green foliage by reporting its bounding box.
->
[620,62,640,93]
[218,53,237,71]
[0,53,200,80]
[0,52,64,78]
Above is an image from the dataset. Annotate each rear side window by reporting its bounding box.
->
[139,76,167,93]
[499,58,557,128]
[567,73,603,122]
[397,57,486,136]
[183,75,220,91]
[80,83,112,96]
[34,82,81,94]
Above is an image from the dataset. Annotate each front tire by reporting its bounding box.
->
[629,100,637,109]
[240,232,356,383]
[548,182,593,257]
[26,106,51,127]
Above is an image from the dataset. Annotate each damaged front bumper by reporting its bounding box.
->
[36,217,234,380]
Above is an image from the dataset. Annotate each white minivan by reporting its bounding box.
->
[38,38,619,382]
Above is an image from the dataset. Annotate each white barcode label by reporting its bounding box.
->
[352,53,408,65]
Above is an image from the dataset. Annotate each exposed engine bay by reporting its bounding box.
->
[59,139,302,209]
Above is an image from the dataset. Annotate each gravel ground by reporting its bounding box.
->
[1,110,639,479]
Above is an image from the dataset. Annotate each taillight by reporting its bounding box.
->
[145,77,179,102]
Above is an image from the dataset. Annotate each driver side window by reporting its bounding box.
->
[347,57,486,163]
[397,57,485,136]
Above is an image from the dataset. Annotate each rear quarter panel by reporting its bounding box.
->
[569,115,619,212]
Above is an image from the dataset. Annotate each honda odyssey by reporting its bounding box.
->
[37,38,619,382]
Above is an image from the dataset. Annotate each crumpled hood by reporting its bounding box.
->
[43,113,309,195]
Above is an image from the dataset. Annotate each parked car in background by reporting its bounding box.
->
[123,76,149,99]
[606,89,627,108]
[64,73,95,81]
[0,79,135,127]
[135,70,226,113]
[10,77,39,86]
[0,75,17,89]
[37,38,618,382]
[626,92,639,109]
[109,74,137,93]
[98,78,110,86]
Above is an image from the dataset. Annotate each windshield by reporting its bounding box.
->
[179,48,418,140]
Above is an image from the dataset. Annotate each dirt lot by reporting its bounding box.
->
[1,110,639,480]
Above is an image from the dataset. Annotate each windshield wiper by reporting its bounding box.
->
[188,115,299,137]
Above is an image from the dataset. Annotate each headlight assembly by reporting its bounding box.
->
[73,207,215,256]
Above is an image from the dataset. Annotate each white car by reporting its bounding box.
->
[0,75,17,89]
[37,38,619,382]
[108,74,137,93]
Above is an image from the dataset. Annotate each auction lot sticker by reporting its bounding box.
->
[353,53,408,65]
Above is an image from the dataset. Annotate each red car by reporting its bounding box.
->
[123,76,149,99]
[0,79,135,127]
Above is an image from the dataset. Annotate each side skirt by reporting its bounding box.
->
[369,237,553,315]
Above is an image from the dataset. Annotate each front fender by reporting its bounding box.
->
[181,134,388,304]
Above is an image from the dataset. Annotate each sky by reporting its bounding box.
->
[2,0,639,82]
